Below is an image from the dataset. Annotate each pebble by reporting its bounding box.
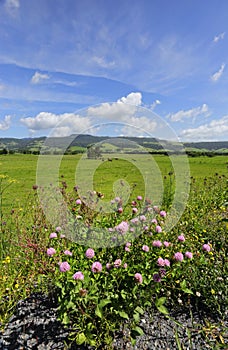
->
[0,293,227,349]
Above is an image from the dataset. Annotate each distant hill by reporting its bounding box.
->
[0,135,227,155]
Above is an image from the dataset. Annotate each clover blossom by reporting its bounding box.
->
[59,261,70,272]
[49,232,57,239]
[85,248,95,259]
[91,261,102,273]
[174,252,184,262]
[142,245,149,252]
[134,273,143,283]
[73,271,84,280]
[47,247,56,256]
[202,243,211,252]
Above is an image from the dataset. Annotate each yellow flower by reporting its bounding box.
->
[5,256,11,263]
[15,284,19,289]
[211,289,215,295]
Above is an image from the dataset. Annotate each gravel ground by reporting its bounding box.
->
[0,292,227,350]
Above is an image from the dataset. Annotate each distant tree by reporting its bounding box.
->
[0,148,8,155]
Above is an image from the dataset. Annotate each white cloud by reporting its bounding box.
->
[4,0,20,16]
[31,72,50,84]
[150,99,161,110]
[210,63,225,82]
[87,92,142,121]
[20,112,91,137]
[168,104,210,122]
[179,115,228,141]
[0,115,12,130]
[92,56,116,68]
[87,92,157,135]
[213,32,225,43]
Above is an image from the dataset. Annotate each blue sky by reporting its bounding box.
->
[0,0,227,141]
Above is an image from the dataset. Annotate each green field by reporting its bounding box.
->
[0,153,227,212]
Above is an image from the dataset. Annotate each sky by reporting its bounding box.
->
[0,0,228,142]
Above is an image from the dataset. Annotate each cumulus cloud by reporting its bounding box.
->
[179,115,228,141]
[0,115,12,130]
[31,72,50,84]
[168,104,210,122]
[87,92,157,135]
[210,63,226,82]
[213,32,225,43]
[4,0,20,16]
[20,112,91,136]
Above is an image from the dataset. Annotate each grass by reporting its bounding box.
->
[0,153,227,348]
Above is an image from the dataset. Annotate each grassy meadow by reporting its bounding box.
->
[0,153,227,348]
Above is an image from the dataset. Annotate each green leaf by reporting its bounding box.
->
[118,311,129,319]
[133,313,140,323]
[76,332,86,345]
[130,337,137,346]
[132,326,144,336]
[135,306,144,315]
[182,288,194,294]
[155,297,166,307]
[99,299,111,308]
[157,305,169,315]
[62,312,69,324]
[95,305,103,318]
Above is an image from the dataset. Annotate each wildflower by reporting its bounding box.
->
[142,245,149,252]
[125,242,131,248]
[123,263,128,269]
[153,240,162,247]
[163,241,171,247]
[137,195,142,201]
[73,271,84,280]
[55,226,61,232]
[178,234,185,242]
[185,252,193,259]
[118,207,123,213]
[151,218,157,224]
[60,234,66,238]
[125,246,130,252]
[139,215,146,221]
[76,199,82,205]
[49,232,57,239]
[114,259,122,268]
[143,226,149,231]
[130,227,135,232]
[91,261,102,273]
[202,243,211,252]
[85,248,95,259]
[164,259,170,267]
[196,291,201,297]
[130,218,139,225]
[64,250,73,256]
[159,268,166,277]
[59,261,70,272]
[115,197,121,202]
[174,252,184,262]
[106,263,112,270]
[134,273,143,283]
[132,207,138,214]
[153,273,161,282]
[47,247,56,256]
[131,200,137,206]
[153,206,159,213]
[157,257,165,266]
[160,210,166,218]
[115,221,129,234]
[155,225,162,233]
